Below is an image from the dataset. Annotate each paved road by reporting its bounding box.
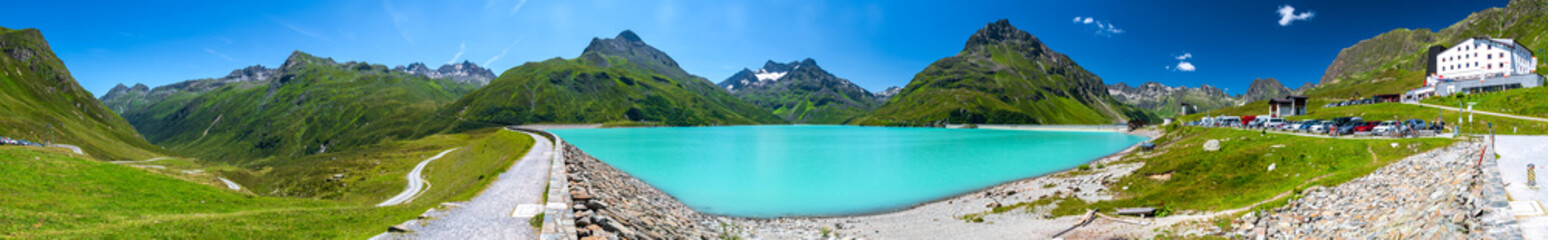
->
[218,177,243,190]
[51,144,83,155]
[372,130,553,240]
[1492,135,1548,239]
[108,157,171,164]
[1406,102,1548,123]
[377,148,461,207]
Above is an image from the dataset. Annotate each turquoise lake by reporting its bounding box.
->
[549,125,1147,217]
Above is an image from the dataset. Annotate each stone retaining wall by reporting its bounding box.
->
[1231,140,1522,239]
[510,127,577,240]
[560,142,722,239]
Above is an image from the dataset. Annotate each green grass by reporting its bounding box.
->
[1289,102,1548,135]
[965,127,1451,220]
[0,127,536,238]
[0,27,166,160]
[1422,86,1548,119]
[240,127,534,204]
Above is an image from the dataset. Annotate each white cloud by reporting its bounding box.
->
[446,42,465,65]
[1172,53,1196,72]
[1175,61,1196,72]
[1072,16,1122,36]
[204,48,236,62]
[1277,5,1314,26]
[484,37,523,67]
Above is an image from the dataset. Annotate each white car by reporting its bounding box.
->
[1372,120,1398,134]
[1263,118,1287,129]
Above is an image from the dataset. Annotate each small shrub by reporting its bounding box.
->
[528,212,544,228]
[1077,164,1091,171]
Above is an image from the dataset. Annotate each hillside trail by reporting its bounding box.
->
[377,148,460,207]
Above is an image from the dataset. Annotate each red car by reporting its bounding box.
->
[1352,121,1379,132]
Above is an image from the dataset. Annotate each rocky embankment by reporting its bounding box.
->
[563,143,723,239]
[1230,140,1521,239]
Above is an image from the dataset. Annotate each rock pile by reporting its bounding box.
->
[1230,141,1521,239]
[563,143,722,239]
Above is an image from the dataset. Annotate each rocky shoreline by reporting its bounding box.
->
[562,142,725,239]
[555,128,1162,239]
[1228,139,1521,239]
[554,128,1519,239]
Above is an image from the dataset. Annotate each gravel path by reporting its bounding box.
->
[1492,135,1548,239]
[378,148,461,207]
[372,130,553,240]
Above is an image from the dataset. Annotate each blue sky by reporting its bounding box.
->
[0,0,1512,97]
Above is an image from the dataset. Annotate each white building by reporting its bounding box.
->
[1407,37,1542,101]
[1433,37,1536,82]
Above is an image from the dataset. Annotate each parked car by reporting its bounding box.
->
[1284,120,1303,130]
[1263,118,1287,129]
[1403,119,1429,131]
[1353,121,1379,133]
[1295,120,1318,132]
[1219,116,1241,127]
[1240,116,1258,127]
[1331,117,1364,135]
[1372,121,1399,134]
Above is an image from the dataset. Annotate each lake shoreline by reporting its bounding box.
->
[550,125,1164,239]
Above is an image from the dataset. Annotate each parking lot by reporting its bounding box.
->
[1183,115,1448,139]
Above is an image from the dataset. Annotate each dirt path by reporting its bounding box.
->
[376,148,460,207]
[1368,146,1379,164]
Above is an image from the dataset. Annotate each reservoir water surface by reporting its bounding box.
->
[549,125,1147,217]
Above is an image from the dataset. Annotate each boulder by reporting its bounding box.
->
[1204,139,1221,151]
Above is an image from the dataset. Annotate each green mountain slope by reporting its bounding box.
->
[853,20,1154,126]
[107,51,477,164]
[0,26,162,160]
[1310,0,1548,98]
[443,30,786,128]
[718,59,880,124]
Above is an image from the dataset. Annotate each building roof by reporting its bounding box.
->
[1469,36,1531,50]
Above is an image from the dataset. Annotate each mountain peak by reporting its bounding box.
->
[579,30,693,80]
[281,50,334,70]
[964,19,1040,51]
[617,30,643,43]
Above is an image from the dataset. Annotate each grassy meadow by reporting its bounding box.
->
[0,128,535,239]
